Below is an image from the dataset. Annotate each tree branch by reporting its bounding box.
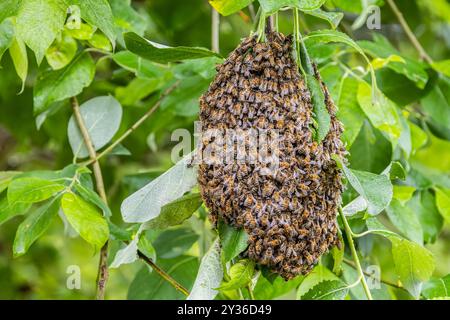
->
[83,81,179,167]
[339,208,373,300]
[386,0,433,64]
[71,96,109,300]
[137,251,190,296]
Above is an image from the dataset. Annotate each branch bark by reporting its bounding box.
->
[71,96,109,300]
[137,251,190,296]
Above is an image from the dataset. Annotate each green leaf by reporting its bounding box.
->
[218,220,249,263]
[253,274,303,299]
[45,33,78,70]
[153,228,198,259]
[359,35,429,89]
[421,77,450,132]
[393,185,416,205]
[124,32,221,64]
[357,81,402,143]
[297,265,345,299]
[7,177,65,205]
[348,121,392,174]
[209,0,254,16]
[9,36,28,92]
[188,239,223,300]
[334,157,393,215]
[389,236,435,298]
[0,195,30,226]
[138,233,157,262]
[408,190,443,244]
[65,22,95,40]
[61,192,109,251]
[67,95,123,158]
[306,74,330,142]
[371,54,405,70]
[88,32,112,52]
[74,183,112,217]
[0,171,20,193]
[121,153,198,223]
[16,0,67,64]
[143,193,202,230]
[0,0,20,23]
[303,9,343,29]
[409,122,427,155]
[33,52,95,114]
[110,233,140,268]
[217,259,254,291]
[71,0,116,46]
[422,275,450,299]
[329,0,362,13]
[13,196,60,257]
[435,187,450,224]
[336,77,366,148]
[301,280,348,300]
[128,255,199,300]
[431,60,450,77]
[110,0,146,35]
[386,199,423,244]
[304,29,371,67]
[115,77,164,106]
[0,18,14,63]
[161,75,212,117]
[259,0,326,14]
[366,218,436,298]
[112,51,172,79]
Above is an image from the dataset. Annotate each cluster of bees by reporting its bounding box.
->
[198,31,346,280]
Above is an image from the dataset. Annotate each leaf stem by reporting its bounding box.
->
[71,96,109,300]
[137,250,190,296]
[386,0,433,64]
[211,8,220,53]
[82,81,179,166]
[338,207,373,300]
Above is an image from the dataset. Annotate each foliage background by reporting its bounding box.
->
[0,0,449,300]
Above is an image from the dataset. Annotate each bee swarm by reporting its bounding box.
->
[198,31,346,280]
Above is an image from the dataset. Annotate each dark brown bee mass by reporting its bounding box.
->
[198,32,346,280]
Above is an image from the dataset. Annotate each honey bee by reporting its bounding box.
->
[272,255,284,265]
[262,248,273,264]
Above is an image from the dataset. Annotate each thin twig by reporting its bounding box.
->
[83,82,179,166]
[339,207,373,300]
[71,96,109,300]
[211,8,220,53]
[343,258,405,291]
[137,251,190,296]
[386,0,433,64]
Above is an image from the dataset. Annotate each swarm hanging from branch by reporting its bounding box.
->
[198,31,346,280]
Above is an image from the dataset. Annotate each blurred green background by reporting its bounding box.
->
[0,0,449,299]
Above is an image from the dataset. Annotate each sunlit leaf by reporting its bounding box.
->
[34,52,95,114]
[61,192,109,251]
